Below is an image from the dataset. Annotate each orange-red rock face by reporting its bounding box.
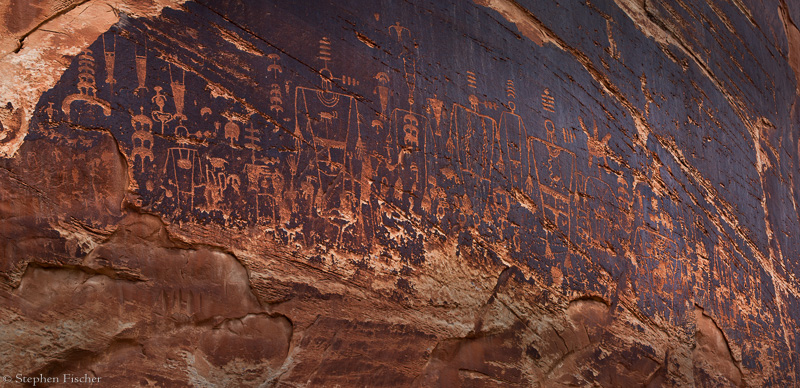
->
[1,0,800,386]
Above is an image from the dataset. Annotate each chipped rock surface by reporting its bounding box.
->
[1,0,800,386]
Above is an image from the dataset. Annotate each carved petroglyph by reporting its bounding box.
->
[531,136,575,259]
[224,120,241,146]
[164,147,203,209]
[545,118,557,143]
[102,33,117,90]
[427,97,443,133]
[581,116,611,167]
[135,41,148,95]
[151,86,173,134]
[633,227,678,293]
[244,121,261,160]
[268,54,284,115]
[496,80,530,191]
[201,156,240,213]
[389,21,417,107]
[294,36,364,244]
[246,163,282,224]
[373,71,390,129]
[42,102,56,122]
[170,65,187,122]
[15,2,799,385]
[29,7,757,324]
[392,109,427,213]
[131,130,154,170]
[61,50,112,119]
[131,107,154,172]
[541,88,556,113]
[38,22,619,266]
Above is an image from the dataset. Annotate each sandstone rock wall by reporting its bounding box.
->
[1,0,800,386]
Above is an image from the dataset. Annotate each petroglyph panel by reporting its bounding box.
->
[4,0,800,385]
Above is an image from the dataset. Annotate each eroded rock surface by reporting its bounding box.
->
[2,0,800,386]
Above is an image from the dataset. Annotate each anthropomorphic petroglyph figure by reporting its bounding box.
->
[389,22,416,107]
[151,86,173,135]
[528,129,575,261]
[449,72,497,226]
[392,109,428,215]
[102,33,116,90]
[205,156,238,212]
[489,81,547,255]
[170,65,187,122]
[135,42,148,95]
[43,102,56,122]
[495,80,531,192]
[164,147,204,210]
[294,36,364,246]
[632,225,679,317]
[245,163,284,225]
[373,72,390,129]
[427,97,443,135]
[580,176,616,245]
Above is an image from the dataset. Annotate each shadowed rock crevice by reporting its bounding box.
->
[693,306,743,387]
